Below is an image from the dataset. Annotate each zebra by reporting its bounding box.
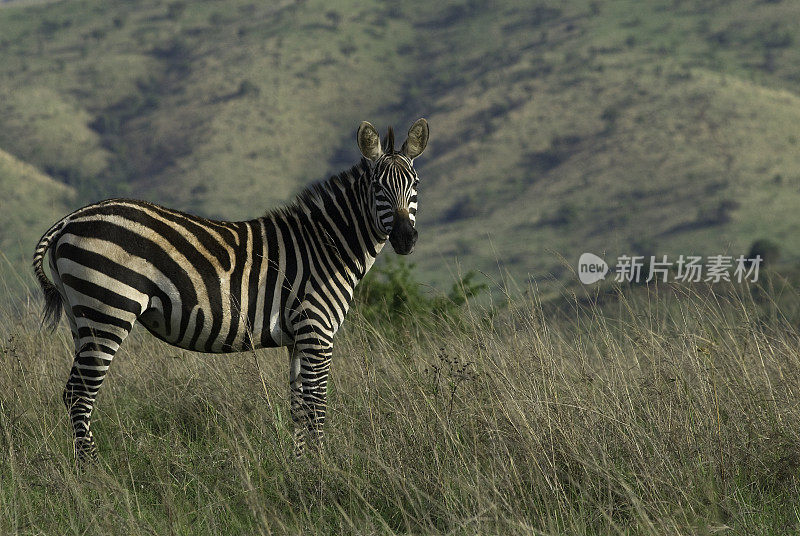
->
[32,118,429,462]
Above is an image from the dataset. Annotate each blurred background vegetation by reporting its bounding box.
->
[2,0,800,301]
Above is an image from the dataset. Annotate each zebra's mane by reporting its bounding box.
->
[266,158,372,220]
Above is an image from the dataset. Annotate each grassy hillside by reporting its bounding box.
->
[0,148,75,298]
[1,0,800,294]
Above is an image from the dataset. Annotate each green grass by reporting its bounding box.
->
[3,278,800,534]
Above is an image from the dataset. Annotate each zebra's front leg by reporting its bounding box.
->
[289,343,332,457]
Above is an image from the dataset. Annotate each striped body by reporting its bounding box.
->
[47,186,381,354]
[34,119,427,462]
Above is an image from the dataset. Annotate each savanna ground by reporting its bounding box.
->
[2,264,800,535]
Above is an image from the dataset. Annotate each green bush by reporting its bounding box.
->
[236,79,260,98]
[167,2,186,21]
[748,238,781,267]
[353,257,487,329]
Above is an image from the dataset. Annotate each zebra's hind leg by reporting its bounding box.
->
[63,340,120,464]
[64,311,133,465]
[289,342,333,457]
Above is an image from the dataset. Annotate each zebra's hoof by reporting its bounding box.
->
[75,439,99,467]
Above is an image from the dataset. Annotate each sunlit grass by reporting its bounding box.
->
[2,278,800,534]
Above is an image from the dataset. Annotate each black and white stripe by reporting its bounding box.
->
[33,119,429,461]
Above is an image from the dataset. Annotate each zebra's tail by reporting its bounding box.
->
[33,219,67,330]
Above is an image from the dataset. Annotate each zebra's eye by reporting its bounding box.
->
[412,179,419,189]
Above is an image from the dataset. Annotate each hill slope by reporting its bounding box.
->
[0,148,75,297]
[2,0,800,294]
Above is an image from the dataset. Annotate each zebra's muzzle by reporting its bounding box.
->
[389,210,417,255]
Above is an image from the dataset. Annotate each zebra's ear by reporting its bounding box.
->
[401,118,429,161]
[357,121,383,162]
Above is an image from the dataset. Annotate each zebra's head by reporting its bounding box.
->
[357,118,429,255]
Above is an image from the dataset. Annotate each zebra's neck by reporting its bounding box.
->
[280,159,386,289]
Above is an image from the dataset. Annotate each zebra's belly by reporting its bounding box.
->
[138,298,293,353]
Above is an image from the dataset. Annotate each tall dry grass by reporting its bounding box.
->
[2,281,800,534]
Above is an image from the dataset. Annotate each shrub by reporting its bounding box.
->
[550,202,579,226]
[237,79,260,98]
[442,194,482,222]
[167,2,186,21]
[325,10,341,28]
[748,238,780,267]
[697,199,740,226]
[353,257,486,329]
